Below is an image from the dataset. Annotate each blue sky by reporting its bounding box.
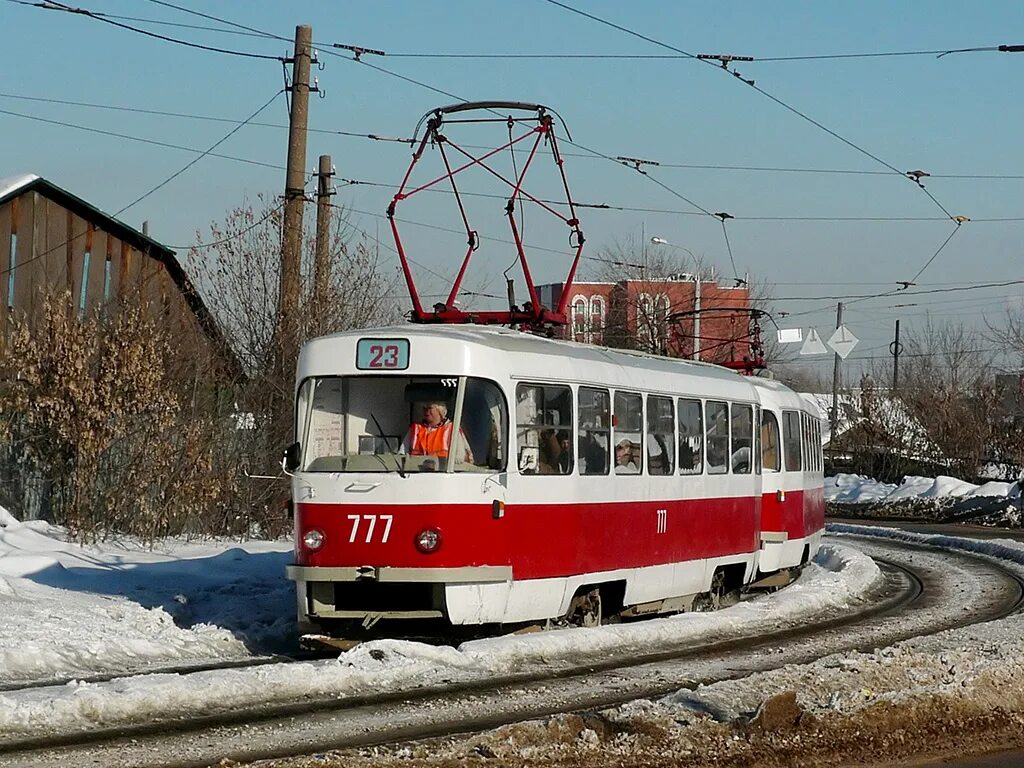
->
[2,1,1022,375]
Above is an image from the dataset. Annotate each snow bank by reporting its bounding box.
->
[826,473,1019,504]
[656,524,1024,730]
[0,506,295,685]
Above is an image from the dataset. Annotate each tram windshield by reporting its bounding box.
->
[296,376,507,474]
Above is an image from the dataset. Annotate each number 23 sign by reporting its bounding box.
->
[356,338,410,370]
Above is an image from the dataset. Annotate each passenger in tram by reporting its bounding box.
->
[615,439,640,473]
[678,426,697,472]
[536,429,570,474]
[579,432,608,474]
[556,431,573,473]
[401,400,474,464]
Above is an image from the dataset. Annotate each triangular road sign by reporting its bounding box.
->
[827,324,859,360]
[799,328,828,356]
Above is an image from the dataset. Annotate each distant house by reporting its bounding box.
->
[801,389,948,480]
[0,173,238,376]
[537,276,752,364]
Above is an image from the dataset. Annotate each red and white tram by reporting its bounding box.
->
[285,325,825,635]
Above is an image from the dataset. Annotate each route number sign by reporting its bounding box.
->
[356,338,410,370]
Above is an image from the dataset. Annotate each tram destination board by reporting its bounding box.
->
[356,338,410,370]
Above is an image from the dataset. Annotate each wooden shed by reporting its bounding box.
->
[0,173,238,376]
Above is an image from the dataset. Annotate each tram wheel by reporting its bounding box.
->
[695,569,741,612]
[567,587,602,627]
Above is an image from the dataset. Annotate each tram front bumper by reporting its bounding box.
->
[286,564,512,583]
[287,564,513,623]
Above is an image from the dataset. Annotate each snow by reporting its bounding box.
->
[826,472,1020,504]
[0,502,881,737]
[0,173,39,202]
[0,507,295,684]
[5,497,1024,764]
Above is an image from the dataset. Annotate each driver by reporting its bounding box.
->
[402,401,474,463]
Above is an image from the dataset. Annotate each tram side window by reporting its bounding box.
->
[761,410,781,472]
[678,398,703,474]
[516,384,572,475]
[458,378,509,472]
[812,417,821,471]
[578,387,610,475]
[802,413,812,472]
[731,404,753,474]
[706,400,729,475]
[646,396,674,475]
[613,391,643,475]
[754,406,762,475]
[782,410,802,472]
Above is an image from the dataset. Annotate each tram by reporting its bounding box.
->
[284,325,825,635]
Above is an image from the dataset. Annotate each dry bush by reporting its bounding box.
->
[0,293,234,541]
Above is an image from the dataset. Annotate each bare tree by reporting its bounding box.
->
[0,293,237,541]
[187,195,400,379]
[888,319,999,478]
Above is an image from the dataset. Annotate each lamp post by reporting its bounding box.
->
[650,237,701,361]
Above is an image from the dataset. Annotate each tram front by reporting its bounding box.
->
[284,328,512,639]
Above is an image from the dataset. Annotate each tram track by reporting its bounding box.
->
[0,654,331,696]
[1,533,1021,768]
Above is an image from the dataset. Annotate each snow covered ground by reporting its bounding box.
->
[6,501,1024,768]
[0,507,295,684]
[0,502,881,739]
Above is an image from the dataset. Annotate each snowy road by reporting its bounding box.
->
[2,533,1020,768]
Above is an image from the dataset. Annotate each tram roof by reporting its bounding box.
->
[306,324,747,382]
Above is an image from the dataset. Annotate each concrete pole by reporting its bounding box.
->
[830,301,844,436]
[692,278,701,361]
[313,154,333,327]
[892,318,901,393]
[278,24,312,365]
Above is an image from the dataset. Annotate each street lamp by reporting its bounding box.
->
[650,237,702,361]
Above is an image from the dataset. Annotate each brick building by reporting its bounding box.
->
[537,276,752,365]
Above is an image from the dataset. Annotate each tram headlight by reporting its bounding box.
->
[415,528,441,554]
[303,528,325,551]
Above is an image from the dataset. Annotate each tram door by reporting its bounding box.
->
[757,406,788,572]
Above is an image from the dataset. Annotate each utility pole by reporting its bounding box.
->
[692,278,701,361]
[830,301,844,437]
[313,154,334,326]
[278,24,313,370]
[890,318,902,393]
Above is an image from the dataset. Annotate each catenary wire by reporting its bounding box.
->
[380,46,1009,62]
[0,108,286,171]
[0,93,290,278]
[115,89,283,215]
[8,0,285,60]
[541,0,962,224]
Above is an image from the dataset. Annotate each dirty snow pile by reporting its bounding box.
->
[0,501,880,738]
[0,506,294,684]
[827,473,1020,505]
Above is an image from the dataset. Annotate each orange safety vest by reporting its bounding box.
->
[408,421,454,457]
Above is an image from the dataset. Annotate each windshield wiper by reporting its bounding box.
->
[370,411,406,479]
